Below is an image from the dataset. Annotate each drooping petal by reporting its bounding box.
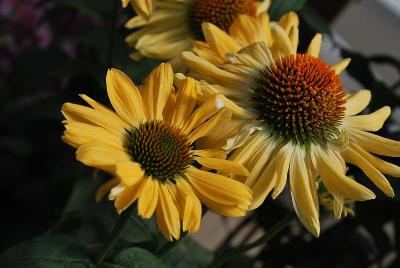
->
[138,178,159,219]
[250,157,278,209]
[315,149,376,201]
[350,143,400,177]
[156,182,180,241]
[290,150,320,237]
[114,179,145,213]
[176,180,202,233]
[272,143,294,199]
[341,147,394,197]
[348,128,400,157]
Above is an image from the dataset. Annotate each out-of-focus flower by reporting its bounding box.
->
[121,0,156,19]
[318,181,355,219]
[61,64,252,241]
[124,0,270,61]
[181,19,400,237]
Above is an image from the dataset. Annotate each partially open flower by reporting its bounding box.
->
[181,17,400,237]
[124,0,270,61]
[61,63,252,240]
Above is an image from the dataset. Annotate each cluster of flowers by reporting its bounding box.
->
[62,0,400,240]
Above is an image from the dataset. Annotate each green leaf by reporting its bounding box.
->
[299,5,332,35]
[104,247,169,268]
[63,173,104,214]
[0,234,93,268]
[268,0,306,21]
[161,237,214,268]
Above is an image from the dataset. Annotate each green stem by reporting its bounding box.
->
[208,212,295,268]
[95,205,134,266]
[157,233,187,256]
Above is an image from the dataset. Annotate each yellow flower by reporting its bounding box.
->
[125,0,270,61]
[121,0,156,19]
[61,63,252,241]
[181,19,400,237]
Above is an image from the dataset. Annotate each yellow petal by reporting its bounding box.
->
[170,77,197,129]
[229,14,271,47]
[182,94,224,134]
[176,180,201,233]
[348,128,400,157]
[188,109,231,143]
[306,33,322,57]
[250,157,278,209]
[342,147,394,197]
[187,166,252,207]
[271,24,294,55]
[181,51,248,88]
[195,157,249,177]
[116,162,145,186]
[278,12,299,33]
[333,196,344,219]
[192,149,227,159]
[290,150,320,237]
[156,182,180,241]
[106,68,146,126]
[131,0,155,19]
[331,58,351,75]
[344,90,371,117]
[316,149,375,201]
[288,27,299,54]
[138,178,159,219]
[272,143,294,199]
[344,106,391,132]
[96,178,119,202]
[143,63,174,120]
[62,102,128,134]
[202,22,241,57]
[350,142,400,177]
[63,121,122,149]
[121,0,129,8]
[76,142,131,172]
[115,179,144,213]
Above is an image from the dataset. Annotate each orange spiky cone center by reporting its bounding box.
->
[253,54,346,145]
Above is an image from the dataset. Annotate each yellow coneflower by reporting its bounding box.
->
[121,0,155,19]
[181,21,400,236]
[61,63,252,241]
[124,0,270,61]
[318,182,355,219]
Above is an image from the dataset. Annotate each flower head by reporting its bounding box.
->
[124,0,270,61]
[62,63,252,240]
[181,16,400,237]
